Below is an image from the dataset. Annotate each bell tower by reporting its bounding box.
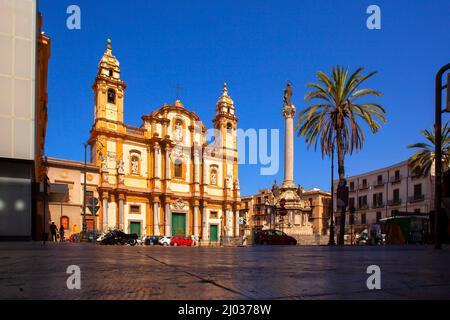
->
[89,39,127,166]
[213,82,239,194]
[92,39,126,128]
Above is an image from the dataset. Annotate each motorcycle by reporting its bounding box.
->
[97,229,138,246]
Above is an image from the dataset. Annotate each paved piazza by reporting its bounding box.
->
[0,243,449,300]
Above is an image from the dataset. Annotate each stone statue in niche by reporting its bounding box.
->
[210,170,217,185]
[131,156,139,175]
[174,120,183,142]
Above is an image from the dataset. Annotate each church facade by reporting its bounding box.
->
[88,40,241,241]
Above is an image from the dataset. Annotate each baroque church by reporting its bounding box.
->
[88,40,241,241]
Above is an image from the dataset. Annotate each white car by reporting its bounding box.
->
[158,236,172,246]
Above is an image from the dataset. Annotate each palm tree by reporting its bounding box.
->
[407,122,450,176]
[295,65,386,245]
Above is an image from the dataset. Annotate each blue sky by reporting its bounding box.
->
[40,0,450,196]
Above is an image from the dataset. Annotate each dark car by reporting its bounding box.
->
[145,235,162,245]
[255,229,297,245]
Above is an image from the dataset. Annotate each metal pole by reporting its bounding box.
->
[42,156,48,244]
[434,63,450,249]
[82,143,88,242]
[328,143,336,245]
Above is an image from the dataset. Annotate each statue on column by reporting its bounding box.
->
[283,80,293,106]
[282,81,296,118]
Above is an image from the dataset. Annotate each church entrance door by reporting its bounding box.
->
[210,224,218,242]
[172,213,186,236]
[130,222,141,238]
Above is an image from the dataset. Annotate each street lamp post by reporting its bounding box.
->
[434,63,450,250]
[42,156,48,244]
[328,142,336,245]
[82,142,88,242]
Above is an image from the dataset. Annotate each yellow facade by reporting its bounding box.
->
[88,40,241,240]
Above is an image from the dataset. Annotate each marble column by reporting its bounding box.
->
[225,209,232,237]
[153,201,160,236]
[202,204,208,240]
[118,196,124,230]
[102,193,109,231]
[218,211,222,241]
[165,202,171,236]
[282,103,296,188]
[193,205,199,237]
[234,210,239,237]
[185,210,190,236]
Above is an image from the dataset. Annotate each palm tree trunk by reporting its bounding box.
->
[336,131,346,245]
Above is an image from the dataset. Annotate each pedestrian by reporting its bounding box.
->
[59,224,65,242]
[50,221,58,242]
[242,235,248,246]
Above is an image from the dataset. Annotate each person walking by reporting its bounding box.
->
[59,224,65,242]
[50,221,58,242]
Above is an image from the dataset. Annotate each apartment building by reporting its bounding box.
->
[333,160,434,228]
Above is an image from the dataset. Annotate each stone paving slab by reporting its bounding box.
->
[0,243,449,300]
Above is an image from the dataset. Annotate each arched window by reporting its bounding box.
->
[174,159,183,178]
[107,88,116,104]
[60,216,69,230]
[109,70,113,77]
[226,122,232,133]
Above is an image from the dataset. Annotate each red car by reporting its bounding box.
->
[170,235,193,246]
[255,230,297,245]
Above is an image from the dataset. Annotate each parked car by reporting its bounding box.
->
[158,236,172,246]
[145,235,162,245]
[254,229,297,245]
[171,235,193,246]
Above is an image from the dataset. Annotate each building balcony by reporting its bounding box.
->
[373,180,385,188]
[408,195,425,203]
[390,176,402,184]
[372,202,385,209]
[388,199,402,206]
[411,172,423,180]
[358,204,369,210]
[359,184,370,191]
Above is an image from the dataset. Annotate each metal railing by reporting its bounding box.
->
[408,194,425,203]
[359,183,370,190]
[373,180,385,187]
[371,202,385,209]
[388,199,402,206]
[390,175,401,183]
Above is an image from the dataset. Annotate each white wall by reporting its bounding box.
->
[0,0,36,160]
